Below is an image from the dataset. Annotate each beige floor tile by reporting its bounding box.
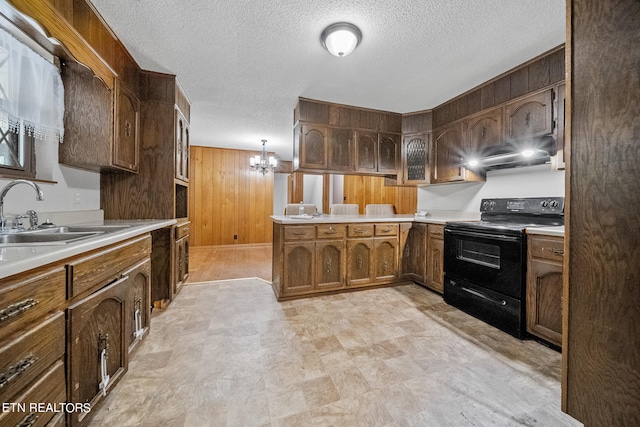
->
[87,281,582,427]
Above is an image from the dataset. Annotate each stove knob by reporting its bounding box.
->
[490,200,496,208]
[550,200,560,208]
[541,200,550,208]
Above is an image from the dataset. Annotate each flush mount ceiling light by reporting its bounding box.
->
[320,22,362,57]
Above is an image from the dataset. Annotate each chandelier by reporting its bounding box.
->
[249,139,277,175]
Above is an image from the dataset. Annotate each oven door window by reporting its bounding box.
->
[456,240,500,269]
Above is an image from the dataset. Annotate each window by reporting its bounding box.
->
[0,26,64,178]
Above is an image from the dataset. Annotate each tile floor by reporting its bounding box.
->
[89,279,582,426]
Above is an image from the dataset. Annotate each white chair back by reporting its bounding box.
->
[365,204,395,216]
[330,204,359,215]
[285,204,317,215]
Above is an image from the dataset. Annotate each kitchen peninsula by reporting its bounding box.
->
[270,212,479,301]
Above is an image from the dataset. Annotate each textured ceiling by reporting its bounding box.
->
[90,0,566,161]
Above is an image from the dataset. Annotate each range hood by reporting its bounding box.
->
[464,135,557,170]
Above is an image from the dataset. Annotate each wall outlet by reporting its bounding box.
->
[233,234,238,240]
[73,190,81,204]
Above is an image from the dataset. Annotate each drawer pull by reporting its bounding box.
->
[542,247,564,256]
[379,228,392,233]
[291,231,308,236]
[324,227,337,235]
[0,298,39,323]
[0,354,38,388]
[353,228,368,234]
[134,295,144,339]
[98,331,110,397]
[16,413,39,427]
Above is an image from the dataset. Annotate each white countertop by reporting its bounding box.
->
[526,226,565,237]
[271,210,481,225]
[0,219,176,280]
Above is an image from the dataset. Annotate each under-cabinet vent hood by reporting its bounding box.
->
[464,135,557,170]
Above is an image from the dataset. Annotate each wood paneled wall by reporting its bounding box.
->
[189,147,274,246]
[343,175,417,214]
[564,0,640,424]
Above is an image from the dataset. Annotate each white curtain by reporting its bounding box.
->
[0,28,64,143]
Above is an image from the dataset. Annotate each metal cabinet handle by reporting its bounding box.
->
[0,355,37,388]
[379,228,391,233]
[291,231,307,235]
[353,228,368,234]
[0,298,38,323]
[16,413,39,427]
[542,247,564,256]
[324,226,337,235]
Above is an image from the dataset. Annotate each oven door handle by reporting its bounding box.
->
[446,229,520,242]
[459,285,507,306]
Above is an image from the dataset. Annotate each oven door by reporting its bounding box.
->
[443,226,525,299]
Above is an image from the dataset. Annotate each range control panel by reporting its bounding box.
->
[480,197,565,214]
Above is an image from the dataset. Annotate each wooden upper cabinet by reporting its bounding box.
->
[300,124,327,169]
[328,127,354,171]
[355,131,378,172]
[113,79,140,173]
[401,133,430,185]
[552,83,566,170]
[467,107,503,155]
[505,89,553,142]
[378,133,399,174]
[175,109,190,182]
[433,122,466,183]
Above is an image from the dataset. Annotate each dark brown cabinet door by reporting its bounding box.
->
[378,133,399,174]
[433,123,466,183]
[124,259,151,354]
[175,110,190,182]
[315,240,345,290]
[300,124,327,169]
[374,237,398,282]
[527,235,564,347]
[347,239,374,286]
[113,79,140,172]
[402,133,430,185]
[553,84,566,170]
[283,242,315,295]
[505,89,553,142]
[327,128,354,171]
[467,107,503,155]
[174,236,190,296]
[426,225,445,294]
[67,276,128,426]
[401,223,426,282]
[355,131,378,172]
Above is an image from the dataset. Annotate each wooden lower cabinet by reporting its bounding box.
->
[426,224,445,293]
[124,259,152,354]
[171,222,191,300]
[402,223,427,283]
[526,234,564,347]
[374,237,398,282]
[346,239,374,286]
[67,275,129,426]
[283,241,316,295]
[273,222,405,300]
[315,240,346,290]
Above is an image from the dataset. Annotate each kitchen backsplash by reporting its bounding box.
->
[417,164,565,212]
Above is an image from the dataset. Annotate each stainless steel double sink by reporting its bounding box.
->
[0,225,131,246]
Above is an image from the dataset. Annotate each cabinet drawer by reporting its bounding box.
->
[0,311,65,403]
[529,235,564,260]
[284,226,315,241]
[175,221,191,240]
[374,223,398,236]
[428,224,445,238]
[316,224,346,239]
[0,266,65,342]
[0,359,66,427]
[348,224,374,237]
[67,234,152,299]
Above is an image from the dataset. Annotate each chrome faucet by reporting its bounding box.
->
[0,179,45,232]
